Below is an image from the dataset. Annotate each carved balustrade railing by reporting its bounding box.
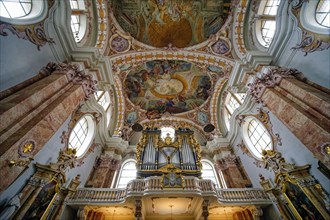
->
[66,177,271,205]
[216,188,270,204]
[67,188,127,203]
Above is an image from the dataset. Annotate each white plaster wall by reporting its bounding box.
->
[0,32,65,91]
[274,26,330,89]
[232,105,329,193]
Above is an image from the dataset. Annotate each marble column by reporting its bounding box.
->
[214,153,252,188]
[85,154,120,188]
[0,62,97,191]
[135,198,142,220]
[249,66,330,168]
[202,199,209,220]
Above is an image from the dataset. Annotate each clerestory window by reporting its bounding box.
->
[256,0,281,47]
[94,91,112,126]
[68,115,95,158]
[69,0,87,42]
[223,92,246,131]
[242,117,273,159]
[201,160,220,188]
[316,0,330,28]
[117,160,137,188]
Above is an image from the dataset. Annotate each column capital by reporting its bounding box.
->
[248,66,306,103]
[96,154,121,170]
[45,62,97,99]
[215,155,239,170]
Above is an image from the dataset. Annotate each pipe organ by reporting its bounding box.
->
[136,128,202,179]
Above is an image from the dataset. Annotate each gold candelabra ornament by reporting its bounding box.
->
[9,157,34,168]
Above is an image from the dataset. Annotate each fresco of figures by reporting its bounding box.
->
[124,60,212,118]
[111,0,232,48]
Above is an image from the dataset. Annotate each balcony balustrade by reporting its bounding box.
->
[66,176,271,205]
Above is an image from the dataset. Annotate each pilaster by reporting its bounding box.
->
[0,62,97,192]
[249,66,330,168]
[213,145,252,188]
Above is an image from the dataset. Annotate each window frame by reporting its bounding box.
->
[0,0,47,25]
[241,116,273,160]
[315,0,330,28]
[223,92,246,131]
[201,159,221,188]
[94,91,112,126]
[116,159,137,188]
[255,0,282,48]
[68,115,95,158]
[69,0,87,43]
[300,0,330,35]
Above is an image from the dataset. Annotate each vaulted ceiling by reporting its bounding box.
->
[111,0,232,48]
[92,0,237,144]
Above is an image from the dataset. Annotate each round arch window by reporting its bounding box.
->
[242,117,273,159]
[0,0,47,25]
[201,159,220,188]
[116,159,137,188]
[315,0,330,28]
[68,115,95,158]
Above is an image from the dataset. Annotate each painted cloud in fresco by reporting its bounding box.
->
[124,60,211,118]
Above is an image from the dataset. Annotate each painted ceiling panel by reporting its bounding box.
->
[111,0,232,48]
[123,60,212,116]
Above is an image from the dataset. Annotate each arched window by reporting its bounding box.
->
[68,115,95,158]
[69,0,87,42]
[223,92,246,130]
[316,0,330,28]
[242,117,273,159]
[201,160,220,187]
[255,0,281,47]
[160,126,175,141]
[117,160,137,188]
[0,0,32,18]
[0,0,46,25]
[94,91,112,126]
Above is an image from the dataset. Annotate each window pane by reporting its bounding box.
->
[0,0,32,18]
[247,119,273,159]
[316,0,330,27]
[261,20,276,47]
[201,161,219,187]
[68,116,93,157]
[117,161,137,188]
[263,0,281,15]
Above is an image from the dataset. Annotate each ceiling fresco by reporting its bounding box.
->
[111,0,232,48]
[123,60,212,119]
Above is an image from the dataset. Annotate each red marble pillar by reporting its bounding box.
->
[215,155,252,188]
[249,66,330,168]
[0,62,97,192]
[85,155,120,188]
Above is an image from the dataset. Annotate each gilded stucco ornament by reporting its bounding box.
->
[288,0,330,55]
[48,148,77,174]
[9,157,34,168]
[0,0,55,50]
[18,139,36,157]
[259,149,330,219]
